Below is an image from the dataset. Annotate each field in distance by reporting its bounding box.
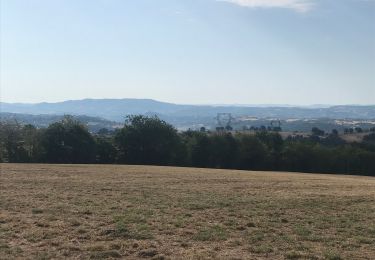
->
[1,164,375,259]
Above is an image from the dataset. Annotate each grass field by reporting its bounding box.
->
[1,164,375,259]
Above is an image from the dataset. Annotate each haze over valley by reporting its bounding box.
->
[2,98,375,132]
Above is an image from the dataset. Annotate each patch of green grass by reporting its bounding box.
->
[109,243,121,250]
[31,208,43,214]
[247,230,265,243]
[114,221,130,237]
[112,208,154,239]
[194,225,228,241]
[90,250,121,259]
[174,216,187,228]
[114,220,153,239]
[368,228,375,237]
[284,251,302,259]
[324,251,343,260]
[77,228,87,234]
[186,202,211,210]
[294,225,312,238]
[70,220,81,227]
[216,201,232,208]
[356,236,374,244]
[25,233,43,243]
[131,224,153,239]
[0,242,9,249]
[87,245,106,251]
[279,233,294,243]
[224,218,237,227]
[35,251,54,260]
[35,221,49,228]
[114,208,153,224]
[138,249,158,258]
[248,244,273,254]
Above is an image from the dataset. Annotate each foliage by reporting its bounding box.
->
[95,136,117,164]
[312,127,325,136]
[0,122,40,162]
[236,134,267,170]
[1,115,375,176]
[114,115,182,165]
[40,116,96,163]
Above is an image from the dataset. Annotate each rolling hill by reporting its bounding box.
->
[1,99,375,122]
[0,112,120,132]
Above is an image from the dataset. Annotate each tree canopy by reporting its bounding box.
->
[41,116,96,163]
[115,115,182,165]
[1,115,375,176]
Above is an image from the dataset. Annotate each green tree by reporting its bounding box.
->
[0,122,29,162]
[22,124,43,162]
[236,134,267,170]
[185,131,212,167]
[255,132,283,169]
[209,133,238,169]
[95,137,117,164]
[41,116,96,163]
[115,115,182,165]
[312,127,325,136]
[282,142,318,173]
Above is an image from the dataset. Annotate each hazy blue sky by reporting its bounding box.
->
[1,0,375,105]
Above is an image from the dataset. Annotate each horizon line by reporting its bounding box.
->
[1,98,374,108]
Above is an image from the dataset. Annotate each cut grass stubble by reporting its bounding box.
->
[1,163,374,259]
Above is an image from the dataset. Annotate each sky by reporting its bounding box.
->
[1,0,375,105]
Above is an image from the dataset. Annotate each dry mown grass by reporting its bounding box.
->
[1,164,375,259]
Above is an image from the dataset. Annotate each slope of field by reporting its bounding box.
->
[1,164,374,259]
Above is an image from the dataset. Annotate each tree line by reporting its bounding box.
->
[1,115,375,176]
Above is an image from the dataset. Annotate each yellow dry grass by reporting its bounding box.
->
[1,164,375,259]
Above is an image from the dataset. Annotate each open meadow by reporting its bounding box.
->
[1,164,375,259]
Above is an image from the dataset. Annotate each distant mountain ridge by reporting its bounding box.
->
[0,112,120,132]
[1,98,375,122]
[1,99,183,121]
